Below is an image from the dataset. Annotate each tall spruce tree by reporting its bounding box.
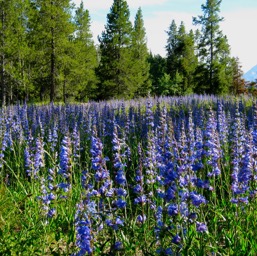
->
[166,20,178,80]
[29,0,74,102]
[97,0,136,100]
[181,29,198,94]
[166,21,197,94]
[193,0,232,94]
[72,2,98,101]
[131,7,151,97]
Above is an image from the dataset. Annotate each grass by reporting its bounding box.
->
[1,95,257,255]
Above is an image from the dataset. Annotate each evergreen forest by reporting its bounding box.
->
[0,0,248,105]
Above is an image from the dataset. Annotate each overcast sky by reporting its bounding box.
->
[72,0,257,73]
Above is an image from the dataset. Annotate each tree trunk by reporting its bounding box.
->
[210,22,214,93]
[63,78,66,104]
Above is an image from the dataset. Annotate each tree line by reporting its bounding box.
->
[0,0,247,105]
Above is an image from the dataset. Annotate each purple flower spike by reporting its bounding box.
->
[172,234,181,244]
[196,222,208,233]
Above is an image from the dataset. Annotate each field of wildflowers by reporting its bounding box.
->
[1,95,257,255]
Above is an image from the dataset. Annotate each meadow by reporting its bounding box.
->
[1,95,257,255]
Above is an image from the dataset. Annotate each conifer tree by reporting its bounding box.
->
[166,20,178,80]
[166,21,197,95]
[177,24,198,94]
[29,0,74,102]
[70,2,98,101]
[97,0,136,100]
[193,0,232,94]
[131,7,151,97]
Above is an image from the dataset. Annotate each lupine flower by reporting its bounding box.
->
[59,135,71,178]
[156,247,173,255]
[167,204,178,216]
[71,124,80,160]
[145,100,154,129]
[204,108,221,177]
[230,105,247,201]
[136,214,147,224]
[114,198,127,208]
[24,146,33,177]
[106,217,124,231]
[38,177,56,219]
[90,126,111,196]
[49,124,58,152]
[155,206,163,228]
[190,192,207,207]
[74,203,93,256]
[134,195,147,205]
[114,241,123,251]
[115,170,126,186]
[196,222,208,233]
[172,234,181,244]
[34,137,44,178]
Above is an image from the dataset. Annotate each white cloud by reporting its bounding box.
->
[221,8,257,72]
[91,20,105,42]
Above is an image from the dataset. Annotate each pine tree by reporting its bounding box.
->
[66,2,98,102]
[97,0,136,100]
[29,0,74,102]
[177,24,198,94]
[131,7,151,97]
[166,20,178,80]
[193,0,232,94]
[166,21,197,95]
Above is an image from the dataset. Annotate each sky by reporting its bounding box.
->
[72,0,257,73]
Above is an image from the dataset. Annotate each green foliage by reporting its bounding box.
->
[193,0,233,94]
[158,72,183,96]
[28,0,74,102]
[97,0,150,100]
[0,0,33,105]
[69,3,99,102]
[0,0,246,103]
[166,21,198,95]
[131,8,151,97]
[148,53,167,96]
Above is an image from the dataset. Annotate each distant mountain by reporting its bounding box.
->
[244,65,257,82]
